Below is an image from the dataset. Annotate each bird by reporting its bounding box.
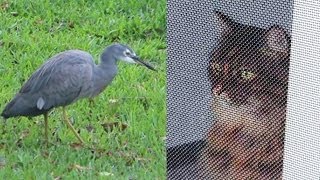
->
[1,43,156,145]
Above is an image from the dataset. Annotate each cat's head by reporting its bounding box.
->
[208,11,291,114]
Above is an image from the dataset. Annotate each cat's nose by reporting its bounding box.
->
[223,64,230,74]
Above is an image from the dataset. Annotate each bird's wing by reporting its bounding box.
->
[19,50,94,109]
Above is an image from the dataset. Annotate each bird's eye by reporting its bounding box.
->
[241,70,256,81]
[124,51,131,56]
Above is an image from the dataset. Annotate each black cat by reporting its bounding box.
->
[200,11,291,179]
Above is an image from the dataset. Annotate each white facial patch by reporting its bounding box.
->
[121,49,137,63]
[122,56,136,63]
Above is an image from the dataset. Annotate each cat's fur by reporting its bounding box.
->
[199,11,291,179]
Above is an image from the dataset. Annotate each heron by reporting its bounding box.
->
[1,43,156,145]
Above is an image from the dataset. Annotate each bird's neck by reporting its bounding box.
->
[90,58,118,97]
[100,50,118,67]
[97,54,118,78]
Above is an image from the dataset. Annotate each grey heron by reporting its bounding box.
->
[1,43,156,145]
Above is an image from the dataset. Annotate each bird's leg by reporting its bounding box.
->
[44,112,49,147]
[1,118,7,135]
[88,98,94,119]
[89,98,95,107]
[62,106,85,144]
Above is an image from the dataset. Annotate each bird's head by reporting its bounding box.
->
[105,43,156,71]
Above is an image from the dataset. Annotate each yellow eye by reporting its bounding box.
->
[241,70,256,80]
[211,63,222,73]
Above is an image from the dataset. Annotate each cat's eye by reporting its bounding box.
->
[241,70,256,80]
[260,47,276,56]
[211,63,222,73]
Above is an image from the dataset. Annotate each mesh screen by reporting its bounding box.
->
[167,0,294,179]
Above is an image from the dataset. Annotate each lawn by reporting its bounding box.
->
[0,0,166,179]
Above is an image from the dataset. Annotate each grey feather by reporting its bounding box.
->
[18,50,95,109]
[37,97,45,110]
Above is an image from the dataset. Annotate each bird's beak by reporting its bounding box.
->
[131,55,156,71]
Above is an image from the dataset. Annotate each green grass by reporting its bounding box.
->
[0,0,166,179]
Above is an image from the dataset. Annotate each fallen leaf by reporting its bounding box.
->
[69,117,75,125]
[108,99,119,104]
[42,151,49,158]
[69,142,84,150]
[115,151,137,166]
[90,148,113,159]
[19,130,30,139]
[52,127,62,143]
[112,113,121,119]
[101,122,128,132]
[32,120,40,125]
[0,156,6,168]
[69,164,91,171]
[85,124,95,133]
[0,1,9,10]
[50,172,62,180]
[135,157,151,163]
[68,21,75,29]
[16,130,30,147]
[53,176,62,180]
[98,172,114,176]
[35,19,44,25]
[11,162,23,170]
[10,12,18,16]
[0,143,5,149]
[136,84,147,93]
[137,96,149,111]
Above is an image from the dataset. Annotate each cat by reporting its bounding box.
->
[199,11,291,179]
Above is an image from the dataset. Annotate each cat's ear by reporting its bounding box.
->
[213,11,235,35]
[265,26,290,53]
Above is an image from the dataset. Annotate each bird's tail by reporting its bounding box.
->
[1,93,44,118]
[1,94,22,119]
